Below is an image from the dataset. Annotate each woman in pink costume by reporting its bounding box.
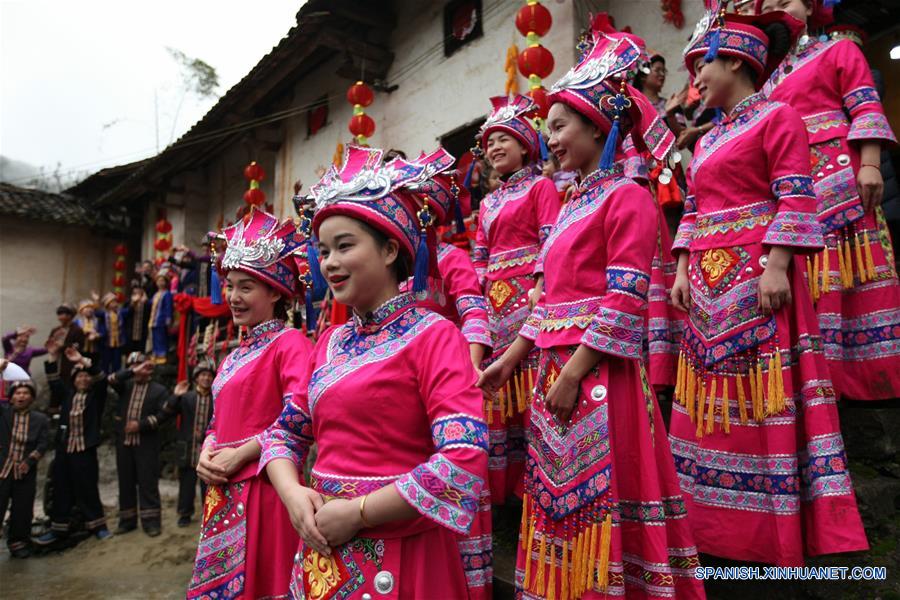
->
[480,31,704,599]
[188,208,313,599]
[757,0,900,400]
[261,147,490,599]
[473,94,561,503]
[669,6,868,566]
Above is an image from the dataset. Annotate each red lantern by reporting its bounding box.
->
[515,3,552,37]
[116,292,126,303]
[154,238,172,252]
[518,45,554,79]
[348,114,376,138]
[114,243,128,255]
[346,81,374,107]
[244,161,265,182]
[528,87,551,119]
[155,219,173,234]
[112,274,126,287]
[114,258,126,271]
[243,187,266,206]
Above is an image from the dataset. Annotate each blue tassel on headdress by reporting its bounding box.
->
[462,158,477,192]
[704,28,721,63]
[823,0,840,6]
[304,287,317,330]
[454,197,466,234]
[210,265,222,305]
[713,107,724,124]
[412,233,429,293]
[599,118,621,171]
[538,131,549,163]
[307,240,327,294]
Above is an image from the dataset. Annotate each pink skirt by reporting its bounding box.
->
[188,475,298,599]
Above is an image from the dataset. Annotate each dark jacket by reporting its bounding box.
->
[163,390,213,467]
[0,404,50,475]
[108,369,169,445]
[45,359,107,451]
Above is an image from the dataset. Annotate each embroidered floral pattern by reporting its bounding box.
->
[431,414,489,453]
[847,112,897,142]
[803,110,848,136]
[487,245,540,272]
[764,210,823,248]
[538,297,603,332]
[606,266,651,302]
[842,86,881,114]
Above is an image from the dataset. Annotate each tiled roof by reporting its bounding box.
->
[0,182,127,232]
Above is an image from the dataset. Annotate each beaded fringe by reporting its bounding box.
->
[485,365,536,424]
[520,493,613,600]
[674,346,786,437]
[806,226,876,302]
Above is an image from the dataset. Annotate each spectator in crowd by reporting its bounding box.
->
[2,326,47,377]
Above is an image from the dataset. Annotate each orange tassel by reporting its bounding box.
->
[534,532,547,595]
[485,394,493,425]
[854,232,866,283]
[864,230,876,281]
[705,376,717,434]
[528,368,535,407]
[844,235,854,287]
[721,375,730,434]
[736,371,748,425]
[548,542,557,600]
[586,521,599,593]
[597,514,612,591]
[514,369,523,414]
[524,517,535,589]
[821,242,830,294]
[520,494,530,541]
[675,352,685,403]
[774,350,785,413]
[756,361,766,422]
[561,537,569,600]
[766,354,777,417]
[806,255,814,299]
[812,252,820,301]
[573,530,583,595]
[836,235,847,288]
[686,363,696,423]
[696,378,707,438]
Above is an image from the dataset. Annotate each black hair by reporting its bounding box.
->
[357,220,411,284]
[274,297,289,321]
[734,22,792,89]
[634,55,666,92]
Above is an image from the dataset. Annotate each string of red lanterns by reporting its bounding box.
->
[347,81,375,145]
[112,243,128,302]
[516,0,554,119]
[154,216,173,262]
[243,161,266,207]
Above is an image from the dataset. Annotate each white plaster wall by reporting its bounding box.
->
[0,216,117,398]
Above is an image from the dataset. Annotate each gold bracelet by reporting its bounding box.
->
[359,494,373,528]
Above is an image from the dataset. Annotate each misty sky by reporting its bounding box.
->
[1,0,303,185]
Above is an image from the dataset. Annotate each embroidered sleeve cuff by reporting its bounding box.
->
[394,454,485,535]
[461,318,493,348]
[843,86,881,116]
[606,266,650,305]
[538,224,553,245]
[431,414,489,453]
[847,112,897,142]
[519,305,545,341]
[455,295,488,319]
[257,401,314,474]
[580,307,644,359]
[764,210,824,249]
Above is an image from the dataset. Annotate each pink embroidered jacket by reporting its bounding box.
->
[672,93,824,369]
[203,320,313,483]
[762,37,897,232]
[520,164,655,359]
[260,293,489,538]
[473,167,560,286]
[763,38,895,148]
[673,93,824,255]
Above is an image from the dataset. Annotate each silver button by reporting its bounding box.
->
[658,168,672,185]
[590,385,607,402]
[223,519,229,526]
[745,267,753,274]
[362,595,373,600]
[826,164,834,170]
[816,171,825,178]
[671,151,683,164]
[294,552,300,562]
[236,502,245,516]
[374,571,394,594]
[759,255,769,268]
[837,154,851,167]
